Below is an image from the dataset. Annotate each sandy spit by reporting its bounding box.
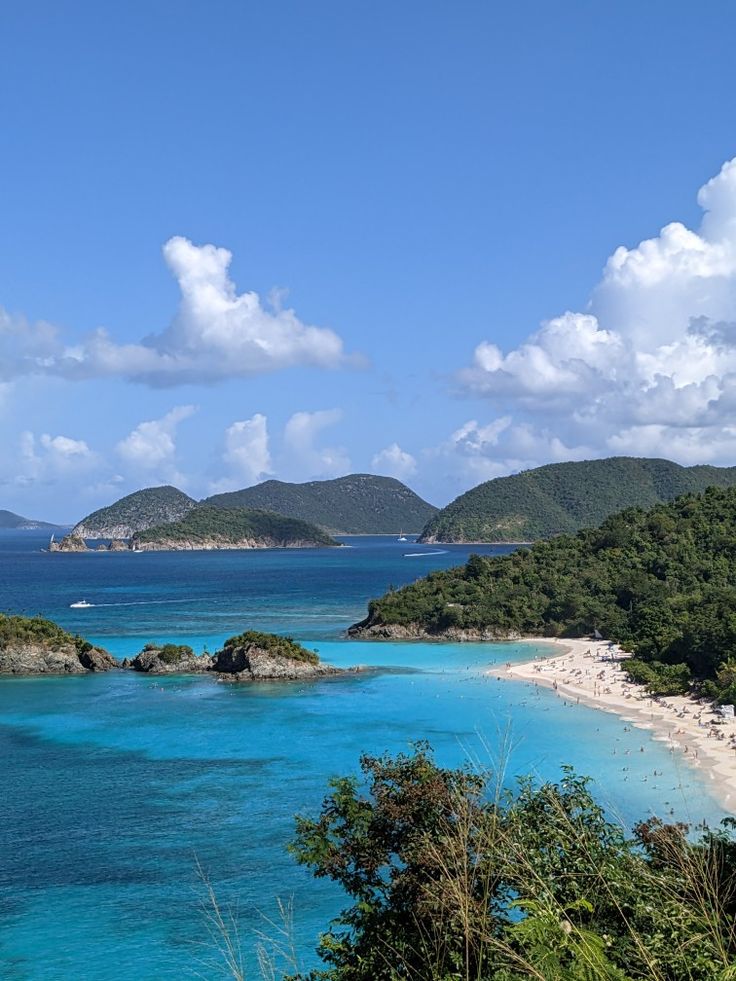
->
[497,638,736,815]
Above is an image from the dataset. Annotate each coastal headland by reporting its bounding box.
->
[503,638,736,813]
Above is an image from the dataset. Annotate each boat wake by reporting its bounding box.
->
[69,598,203,609]
[403,550,448,558]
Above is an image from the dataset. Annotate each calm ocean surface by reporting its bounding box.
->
[0,530,727,979]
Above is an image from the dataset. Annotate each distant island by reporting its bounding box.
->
[130,506,336,550]
[0,509,60,530]
[70,474,437,542]
[419,456,736,543]
[204,474,437,534]
[51,506,336,552]
[72,486,196,538]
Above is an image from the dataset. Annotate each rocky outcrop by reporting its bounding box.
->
[48,534,88,553]
[107,539,129,552]
[122,633,344,680]
[132,536,329,551]
[127,643,213,674]
[211,632,342,681]
[347,617,520,642]
[77,646,119,671]
[213,645,342,680]
[0,641,118,675]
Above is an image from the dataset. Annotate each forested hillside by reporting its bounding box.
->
[73,486,196,538]
[419,457,736,542]
[132,505,336,549]
[204,474,437,534]
[355,486,736,700]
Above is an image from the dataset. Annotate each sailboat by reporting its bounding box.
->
[397,530,407,542]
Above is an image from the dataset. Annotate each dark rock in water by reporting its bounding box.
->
[77,646,119,672]
[107,539,129,552]
[128,643,213,674]
[0,613,119,675]
[211,631,341,681]
[0,644,89,674]
[48,534,88,553]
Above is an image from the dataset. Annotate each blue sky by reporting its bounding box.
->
[2,1,736,521]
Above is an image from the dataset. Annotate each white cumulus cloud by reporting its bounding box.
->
[371,442,417,481]
[455,157,736,469]
[283,409,350,479]
[0,237,356,386]
[221,413,273,487]
[116,405,196,476]
[427,418,591,492]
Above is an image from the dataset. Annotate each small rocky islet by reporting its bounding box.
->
[0,615,343,682]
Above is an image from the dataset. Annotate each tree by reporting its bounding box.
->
[289,746,736,980]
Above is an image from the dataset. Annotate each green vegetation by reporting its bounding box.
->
[204,474,437,534]
[0,613,91,655]
[290,744,736,980]
[419,457,736,543]
[73,485,196,537]
[142,642,195,664]
[132,506,336,548]
[0,509,57,529]
[358,486,736,701]
[222,630,319,665]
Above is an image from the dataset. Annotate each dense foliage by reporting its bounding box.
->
[359,487,736,699]
[142,642,195,664]
[419,457,736,543]
[132,506,336,547]
[73,485,196,537]
[221,630,319,665]
[290,745,736,980]
[0,613,92,655]
[204,474,437,535]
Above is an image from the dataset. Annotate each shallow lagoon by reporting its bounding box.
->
[0,532,727,979]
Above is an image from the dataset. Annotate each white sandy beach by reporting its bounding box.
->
[498,638,736,814]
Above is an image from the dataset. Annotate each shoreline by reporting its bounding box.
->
[499,638,736,815]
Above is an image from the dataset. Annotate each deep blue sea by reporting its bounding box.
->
[0,530,727,980]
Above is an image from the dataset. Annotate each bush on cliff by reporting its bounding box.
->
[0,613,90,655]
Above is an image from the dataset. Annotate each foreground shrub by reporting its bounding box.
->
[289,745,736,980]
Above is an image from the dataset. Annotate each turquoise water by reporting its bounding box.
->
[0,531,727,979]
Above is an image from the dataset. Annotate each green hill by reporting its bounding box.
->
[204,474,437,534]
[419,457,736,543]
[353,486,736,699]
[73,486,196,538]
[0,509,58,530]
[131,505,337,550]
